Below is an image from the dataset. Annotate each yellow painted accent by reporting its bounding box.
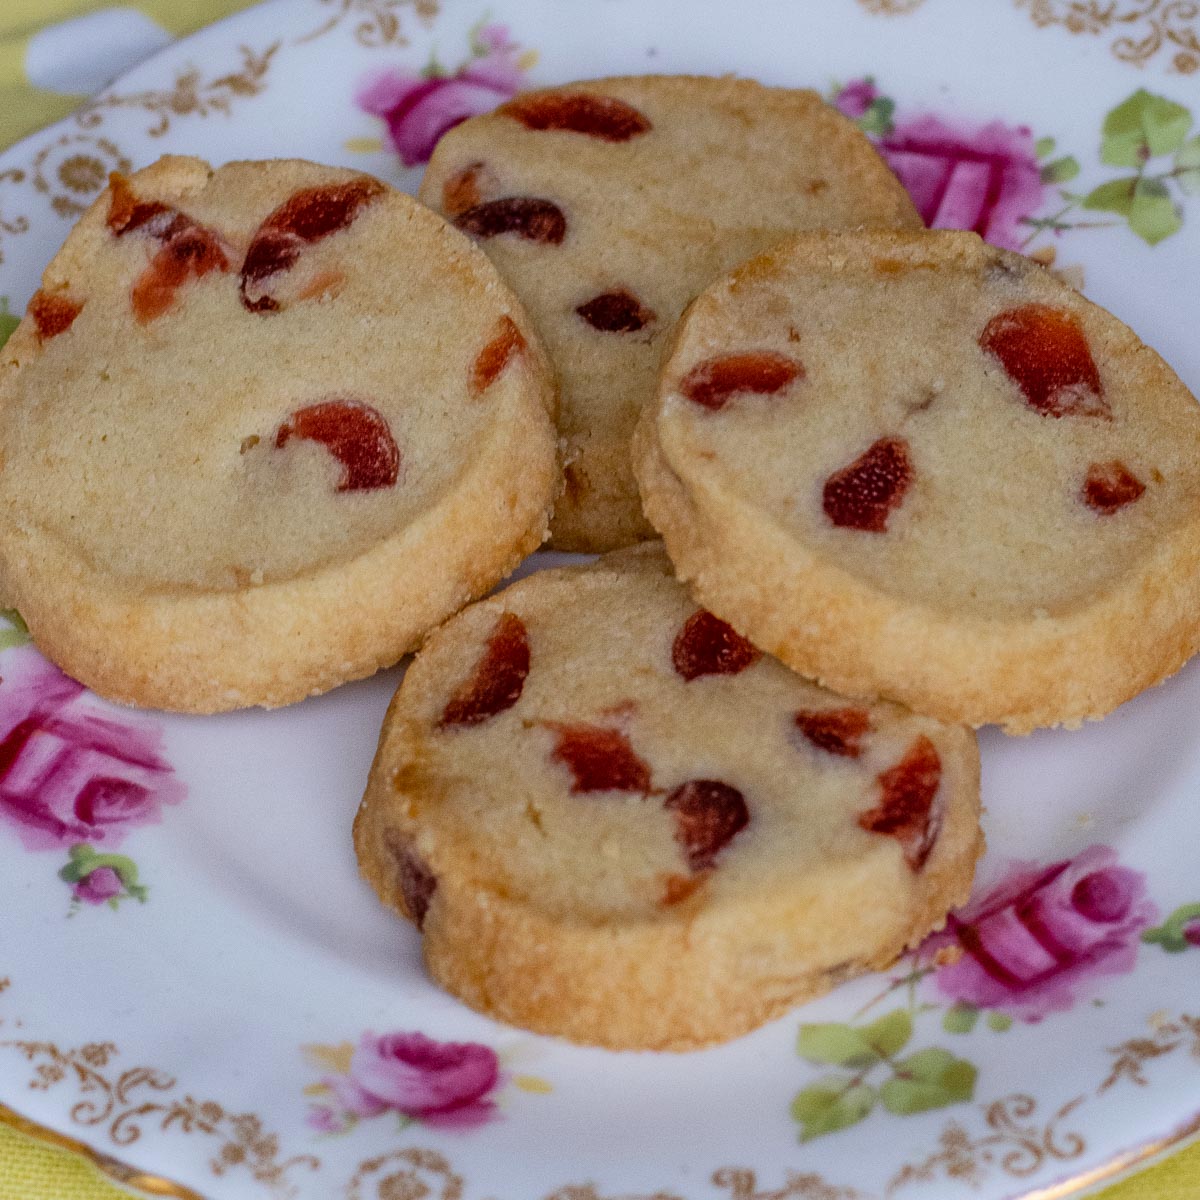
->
[512,1074,553,1094]
[344,136,384,154]
[301,1041,355,1075]
[517,48,539,71]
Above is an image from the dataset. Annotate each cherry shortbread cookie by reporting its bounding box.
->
[633,230,1200,732]
[354,545,982,1050]
[419,75,921,552]
[0,156,558,711]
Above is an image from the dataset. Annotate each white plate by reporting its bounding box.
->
[2,2,1200,1198]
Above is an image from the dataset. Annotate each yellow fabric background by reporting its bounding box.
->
[0,3,1195,1197]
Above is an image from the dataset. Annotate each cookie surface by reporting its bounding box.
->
[418,75,921,552]
[634,230,1200,732]
[0,156,558,712]
[354,545,982,1050]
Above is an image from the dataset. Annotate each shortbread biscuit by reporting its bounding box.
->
[0,156,558,711]
[634,230,1200,732]
[354,546,982,1049]
[419,75,921,551]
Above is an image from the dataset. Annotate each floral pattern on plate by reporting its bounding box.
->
[0,648,184,911]
[831,78,1200,249]
[1,3,1199,1199]
[356,20,533,166]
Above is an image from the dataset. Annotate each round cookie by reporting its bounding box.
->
[354,545,982,1050]
[633,229,1200,733]
[0,156,558,712]
[418,75,921,552]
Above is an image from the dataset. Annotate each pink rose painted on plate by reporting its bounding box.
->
[879,115,1046,250]
[0,651,183,851]
[308,1031,503,1134]
[0,648,183,911]
[925,845,1158,1022]
[357,23,531,167]
[831,79,1197,249]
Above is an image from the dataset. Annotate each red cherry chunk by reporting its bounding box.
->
[823,437,912,533]
[106,173,172,238]
[544,722,652,794]
[439,613,530,728]
[104,175,231,322]
[575,289,655,333]
[1083,460,1145,515]
[794,707,871,758]
[858,735,942,871]
[679,352,804,411]
[499,92,652,141]
[29,290,82,341]
[979,304,1108,418]
[442,161,497,216]
[385,830,436,930]
[275,399,399,491]
[132,222,230,324]
[454,198,567,245]
[664,779,749,872]
[240,178,384,312]
[672,609,760,681]
[470,316,526,397]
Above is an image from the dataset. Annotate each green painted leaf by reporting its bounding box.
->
[797,1021,881,1067]
[0,311,17,350]
[1141,94,1192,156]
[1102,89,1192,165]
[1128,178,1182,245]
[1040,155,1080,184]
[791,1077,876,1142]
[986,1011,1014,1032]
[1142,902,1200,952]
[1176,136,1200,195]
[859,97,896,138]
[0,607,31,651]
[881,1048,978,1115]
[942,1003,980,1034]
[861,1009,913,1058]
[1082,178,1138,216]
[1035,135,1056,158]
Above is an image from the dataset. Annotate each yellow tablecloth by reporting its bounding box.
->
[0,3,1196,1197]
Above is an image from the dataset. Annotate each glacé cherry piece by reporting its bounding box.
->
[132,223,230,324]
[823,436,913,533]
[441,161,498,216]
[498,92,652,142]
[240,178,384,311]
[672,609,760,681]
[454,198,567,245]
[470,316,526,396]
[979,304,1108,418]
[29,290,82,341]
[858,735,942,871]
[794,707,871,758]
[385,830,437,930]
[664,779,749,872]
[575,289,655,333]
[544,722,653,794]
[678,352,803,411]
[106,173,172,238]
[275,399,400,491]
[439,613,530,728]
[1083,460,1145,514]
